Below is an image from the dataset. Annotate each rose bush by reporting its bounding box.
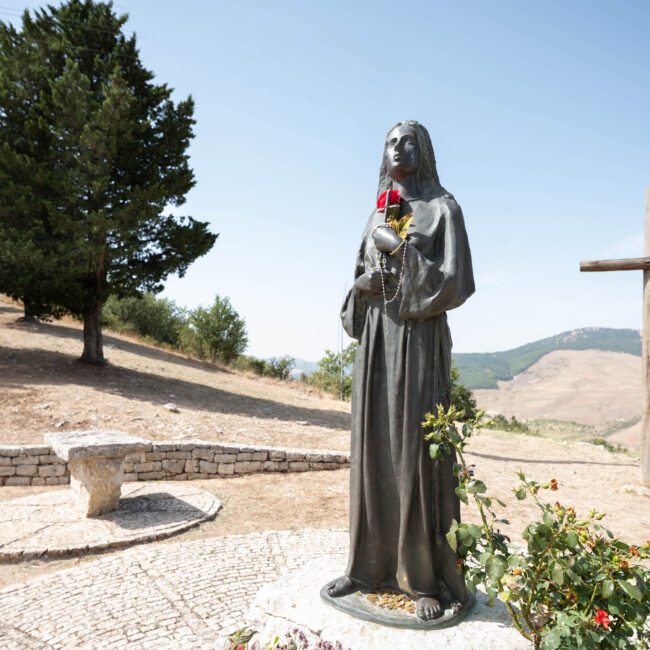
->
[423,405,650,649]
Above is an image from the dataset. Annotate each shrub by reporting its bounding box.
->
[102,293,186,346]
[231,355,295,380]
[184,295,248,363]
[485,414,538,435]
[423,406,650,649]
[451,363,477,420]
[266,356,295,380]
[587,438,628,455]
[309,342,357,399]
[232,355,269,376]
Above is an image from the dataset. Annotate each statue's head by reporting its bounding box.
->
[378,120,443,200]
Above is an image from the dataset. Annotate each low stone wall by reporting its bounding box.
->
[0,441,350,486]
[0,445,69,486]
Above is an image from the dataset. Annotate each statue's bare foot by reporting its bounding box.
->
[416,596,443,620]
[325,575,358,597]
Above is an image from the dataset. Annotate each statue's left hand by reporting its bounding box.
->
[373,226,403,253]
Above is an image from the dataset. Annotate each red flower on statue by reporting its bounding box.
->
[377,189,401,211]
[594,609,610,629]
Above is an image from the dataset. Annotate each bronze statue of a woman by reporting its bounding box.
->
[325,120,475,622]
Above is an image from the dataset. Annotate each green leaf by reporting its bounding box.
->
[462,423,471,437]
[608,602,621,616]
[467,480,487,494]
[455,487,468,505]
[528,535,544,553]
[486,556,507,580]
[480,551,493,564]
[601,579,615,599]
[618,578,642,602]
[515,487,526,501]
[544,627,562,650]
[449,519,459,533]
[565,531,579,548]
[446,530,457,552]
[551,564,564,586]
[565,567,579,582]
[543,512,554,527]
[467,525,482,539]
[507,555,521,569]
[457,527,472,542]
[429,443,440,460]
[478,495,492,508]
[459,542,473,555]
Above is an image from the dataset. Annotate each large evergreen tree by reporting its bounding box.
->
[0,0,217,363]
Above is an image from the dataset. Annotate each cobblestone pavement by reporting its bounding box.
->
[0,484,221,560]
[0,529,348,649]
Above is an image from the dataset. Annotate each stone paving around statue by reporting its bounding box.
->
[0,529,532,649]
[239,557,528,650]
[0,530,349,649]
[0,483,220,560]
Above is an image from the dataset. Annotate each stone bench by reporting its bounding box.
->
[45,430,150,516]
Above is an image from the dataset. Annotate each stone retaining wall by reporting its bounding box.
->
[0,441,350,486]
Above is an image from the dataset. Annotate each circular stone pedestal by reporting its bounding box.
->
[229,558,531,650]
[0,483,220,561]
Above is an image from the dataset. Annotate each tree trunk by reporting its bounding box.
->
[80,301,105,365]
[21,303,38,323]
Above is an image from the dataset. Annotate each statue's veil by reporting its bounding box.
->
[377,120,450,201]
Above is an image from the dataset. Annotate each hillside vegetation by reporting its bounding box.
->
[455,327,641,388]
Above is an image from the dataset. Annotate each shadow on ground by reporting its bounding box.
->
[0,344,350,430]
[105,491,212,529]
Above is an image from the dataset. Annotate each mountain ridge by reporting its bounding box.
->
[454,327,641,389]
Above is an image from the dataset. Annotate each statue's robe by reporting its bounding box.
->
[341,194,475,601]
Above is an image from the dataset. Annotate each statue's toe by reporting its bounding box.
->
[416,596,442,620]
[325,575,356,597]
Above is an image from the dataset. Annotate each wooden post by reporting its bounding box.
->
[580,187,650,486]
[643,187,650,485]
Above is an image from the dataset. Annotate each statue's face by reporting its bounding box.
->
[385,125,419,179]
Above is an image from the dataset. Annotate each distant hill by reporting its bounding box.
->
[454,327,641,389]
[290,358,319,379]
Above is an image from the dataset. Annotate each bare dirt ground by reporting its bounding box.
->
[474,349,643,453]
[0,298,648,590]
[0,299,350,450]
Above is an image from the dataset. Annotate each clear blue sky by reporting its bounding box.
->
[4,0,650,361]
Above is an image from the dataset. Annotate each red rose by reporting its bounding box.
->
[377,189,401,211]
[594,608,610,629]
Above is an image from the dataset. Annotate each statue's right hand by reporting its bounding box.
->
[353,269,384,296]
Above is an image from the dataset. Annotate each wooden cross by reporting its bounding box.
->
[580,187,650,486]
